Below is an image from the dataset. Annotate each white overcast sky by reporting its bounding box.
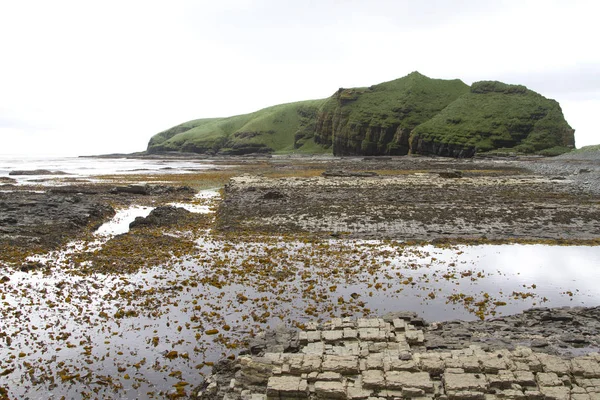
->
[0,0,598,156]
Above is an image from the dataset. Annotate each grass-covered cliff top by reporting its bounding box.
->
[411,81,574,155]
[327,71,470,130]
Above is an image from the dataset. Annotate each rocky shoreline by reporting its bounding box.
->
[195,307,600,400]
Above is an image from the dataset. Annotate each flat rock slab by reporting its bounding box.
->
[197,314,600,400]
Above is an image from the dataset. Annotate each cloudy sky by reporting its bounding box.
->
[0,0,598,156]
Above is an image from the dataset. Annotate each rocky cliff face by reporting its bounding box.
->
[409,81,575,157]
[313,73,470,156]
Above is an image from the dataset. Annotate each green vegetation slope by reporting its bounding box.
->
[147,99,328,155]
[410,81,575,157]
[313,72,470,155]
[147,73,575,157]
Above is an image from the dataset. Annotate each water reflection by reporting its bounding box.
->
[1,240,599,398]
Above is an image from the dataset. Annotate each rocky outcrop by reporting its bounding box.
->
[0,192,115,251]
[193,307,600,400]
[410,81,575,157]
[9,169,69,176]
[313,73,470,156]
[129,205,192,229]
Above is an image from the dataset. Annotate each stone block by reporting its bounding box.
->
[457,356,482,373]
[402,387,426,397]
[420,358,445,377]
[524,356,543,373]
[386,371,433,393]
[301,354,322,372]
[347,385,373,400]
[331,318,343,329]
[572,394,592,400]
[495,389,526,399]
[303,342,325,355]
[299,331,309,345]
[487,371,516,390]
[267,376,308,398]
[307,331,322,343]
[405,330,425,345]
[523,390,543,400]
[447,390,486,400]
[287,354,305,375]
[322,355,359,375]
[536,372,563,387]
[444,373,489,392]
[344,328,358,340]
[314,381,346,399]
[323,330,344,343]
[363,370,386,390]
[359,328,387,342]
[539,386,570,400]
[572,358,600,378]
[479,355,507,374]
[537,354,571,375]
[358,318,380,329]
[393,319,407,331]
[317,372,343,382]
[388,360,419,372]
[366,354,384,370]
[513,371,536,387]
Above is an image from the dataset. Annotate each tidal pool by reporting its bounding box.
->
[1,235,599,398]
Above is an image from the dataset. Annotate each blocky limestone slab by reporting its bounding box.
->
[322,355,359,375]
[444,373,489,392]
[267,376,308,398]
[357,318,381,329]
[358,328,387,342]
[314,381,346,399]
[343,328,358,340]
[537,354,571,375]
[487,370,516,389]
[405,330,425,345]
[513,370,536,387]
[447,390,486,400]
[495,389,526,399]
[572,359,600,378]
[323,331,344,343]
[317,372,342,382]
[536,372,563,387]
[479,355,507,374]
[386,371,433,393]
[365,354,383,370]
[362,370,385,390]
[419,358,445,376]
[202,316,600,400]
[388,359,419,372]
[346,385,372,400]
[539,386,570,400]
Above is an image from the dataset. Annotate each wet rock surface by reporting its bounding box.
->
[8,169,69,175]
[129,205,193,228]
[195,307,600,400]
[218,157,600,242]
[0,184,197,260]
[0,191,114,250]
